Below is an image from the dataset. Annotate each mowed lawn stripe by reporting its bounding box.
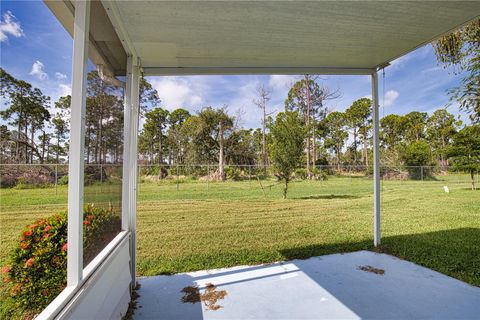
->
[1,175,479,287]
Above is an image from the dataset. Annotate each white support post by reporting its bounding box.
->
[121,58,132,231]
[67,0,90,287]
[127,57,140,286]
[372,71,381,247]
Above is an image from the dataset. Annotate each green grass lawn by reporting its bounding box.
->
[133,174,480,287]
[1,174,479,318]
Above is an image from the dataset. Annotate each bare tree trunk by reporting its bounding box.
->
[336,145,340,171]
[305,75,311,179]
[353,128,357,164]
[312,118,317,170]
[262,105,267,176]
[219,121,226,181]
[158,136,163,165]
[177,140,181,165]
[441,135,446,167]
[41,134,45,162]
[46,141,50,161]
[24,124,29,164]
[254,85,271,177]
[152,144,155,164]
[16,120,21,163]
[41,132,46,164]
[99,114,103,164]
[86,129,91,164]
[94,129,99,164]
[283,178,289,199]
[56,133,60,164]
[471,170,476,190]
[363,127,368,167]
[30,126,35,163]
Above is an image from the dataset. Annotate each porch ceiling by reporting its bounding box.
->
[46,1,480,76]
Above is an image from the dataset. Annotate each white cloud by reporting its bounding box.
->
[383,89,399,107]
[268,75,297,92]
[389,55,410,70]
[225,79,262,127]
[388,45,431,71]
[149,77,203,110]
[29,60,48,80]
[55,72,67,80]
[58,84,71,97]
[0,11,24,42]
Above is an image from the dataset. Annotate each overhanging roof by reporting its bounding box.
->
[45,1,480,76]
[44,0,127,76]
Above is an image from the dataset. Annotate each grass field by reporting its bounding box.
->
[1,173,479,317]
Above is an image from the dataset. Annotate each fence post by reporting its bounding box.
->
[421,166,424,181]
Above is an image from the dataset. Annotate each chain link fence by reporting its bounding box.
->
[0,163,478,197]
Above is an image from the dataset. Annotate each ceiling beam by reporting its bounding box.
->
[101,0,139,64]
[143,67,375,76]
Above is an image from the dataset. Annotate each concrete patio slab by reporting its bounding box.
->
[133,250,480,319]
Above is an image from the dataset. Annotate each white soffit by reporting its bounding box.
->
[48,1,480,76]
[44,0,127,76]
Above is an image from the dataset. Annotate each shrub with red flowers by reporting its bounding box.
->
[82,204,121,264]
[1,204,120,312]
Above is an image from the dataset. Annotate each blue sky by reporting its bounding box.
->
[0,0,467,129]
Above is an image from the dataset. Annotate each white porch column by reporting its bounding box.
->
[126,56,140,286]
[121,58,132,231]
[372,71,381,246]
[67,0,90,287]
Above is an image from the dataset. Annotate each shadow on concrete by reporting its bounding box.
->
[133,274,205,320]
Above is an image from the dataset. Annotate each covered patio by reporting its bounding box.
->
[39,1,480,319]
[134,251,480,319]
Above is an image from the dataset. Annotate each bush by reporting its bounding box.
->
[224,167,242,181]
[84,166,106,185]
[83,204,121,264]
[143,166,160,176]
[17,172,52,187]
[401,141,434,180]
[294,168,307,180]
[57,175,68,185]
[311,167,328,180]
[1,205,120,313]
[1,166,54,188]
[0,170,17,188]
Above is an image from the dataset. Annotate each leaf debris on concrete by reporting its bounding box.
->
[181,283,228,311]
[357,265,385,275]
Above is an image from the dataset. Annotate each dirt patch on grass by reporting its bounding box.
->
[181,283,227,311]
[357,265,385,275]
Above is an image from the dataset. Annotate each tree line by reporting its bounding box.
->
[0,19,478,192]
[0,69,125,165]
[0,69,478,175]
